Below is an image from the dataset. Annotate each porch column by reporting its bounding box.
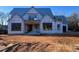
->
[25,24,27,33]
[32,24,36,32]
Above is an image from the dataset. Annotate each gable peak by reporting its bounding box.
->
[31,6,35,8]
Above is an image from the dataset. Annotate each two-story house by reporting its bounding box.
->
[8,6,68,35]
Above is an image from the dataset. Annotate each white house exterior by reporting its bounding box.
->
[8,6,68,35]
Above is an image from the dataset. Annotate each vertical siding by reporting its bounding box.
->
[8,15,24,34]
[40,15,57,34]
[40,15,65,34]
[23,14,29,20]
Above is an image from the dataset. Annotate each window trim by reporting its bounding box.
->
[43,23,52,31]
[11,23,21,31]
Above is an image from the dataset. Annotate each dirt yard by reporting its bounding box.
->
[0,35,79,52]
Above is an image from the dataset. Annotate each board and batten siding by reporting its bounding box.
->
[40,15,66,34]
[23,13,42,20]
[40,15,57,34]
[8,15,25,34]
[23,14,29,20]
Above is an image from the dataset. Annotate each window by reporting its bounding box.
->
[29,16,33,20]
[29,15,37,20]
[57,24,60,30]
[11,23,21,31]
[43,23,52,31]
[34,15,37,20]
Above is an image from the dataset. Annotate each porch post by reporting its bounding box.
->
[32,24,35,32]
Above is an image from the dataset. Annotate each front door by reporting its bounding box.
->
[27,24,39,33]
[63,26,66,32]
[27,24,33,32]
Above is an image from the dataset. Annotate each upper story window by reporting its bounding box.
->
[29,15,37,20]
[34,15,37,20]
[29,16,33,20]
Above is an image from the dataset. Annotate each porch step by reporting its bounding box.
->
[27,31,40,35]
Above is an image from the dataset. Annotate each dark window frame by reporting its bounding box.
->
[11,23,21,31]
[43,23,52,31]
[29,15,37,20]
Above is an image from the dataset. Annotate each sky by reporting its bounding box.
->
[0,6,79,16]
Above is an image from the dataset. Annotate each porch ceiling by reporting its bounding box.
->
[25,20,40,24]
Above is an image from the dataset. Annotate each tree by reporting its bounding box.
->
[0,12,10,30]
[67,12,79,31]
[0,12,5,30]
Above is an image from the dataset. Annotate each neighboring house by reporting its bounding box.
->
[8,6,68,35]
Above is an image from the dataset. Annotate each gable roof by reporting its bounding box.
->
[10,8,29,17]
[35,8,53,17]
[54,15,67,24]
[9,7,67,24]
[10,7,53,18]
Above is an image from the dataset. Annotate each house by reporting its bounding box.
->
[8,6,68,35]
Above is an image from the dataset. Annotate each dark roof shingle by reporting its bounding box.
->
[10,7,53,18]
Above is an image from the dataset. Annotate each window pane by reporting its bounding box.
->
[43,23,52,31]
[29,15,37,20]
[11,23,21,31]
[57,24,60,30]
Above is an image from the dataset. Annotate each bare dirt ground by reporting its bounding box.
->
[0,35,79,52]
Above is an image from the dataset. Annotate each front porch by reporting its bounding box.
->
[25,21,40,34]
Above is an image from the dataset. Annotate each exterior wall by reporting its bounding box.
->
[23,13,42,20]
[23,14,29,20]
[40,15,57,34]
[37,14,42,20]
[8,15,25,34]
[8,14,68,34]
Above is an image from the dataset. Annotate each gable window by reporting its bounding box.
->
[34,15,37,20]
[29,15,37,20]
[29,16,33,20]
[11,23,21,31]
[57,24,61,30]
[43,23,52,31]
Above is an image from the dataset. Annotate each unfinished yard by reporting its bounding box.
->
[0,35,79,52]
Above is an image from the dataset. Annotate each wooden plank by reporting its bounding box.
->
[0,43,19,52]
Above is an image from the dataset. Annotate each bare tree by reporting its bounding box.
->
[0,12,5,30]
[67,12,79,31]
[0,12,10,30]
